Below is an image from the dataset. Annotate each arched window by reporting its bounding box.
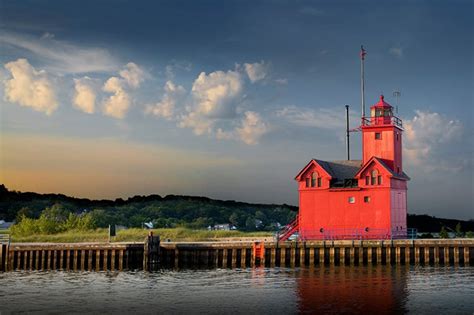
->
[311,172,318,187]
[371,170,378,185]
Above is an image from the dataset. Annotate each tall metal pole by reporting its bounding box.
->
[345,105,350,161]
[360,45,367,123]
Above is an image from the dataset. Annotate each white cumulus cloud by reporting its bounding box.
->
[102,77,130,119]
[191,70,243,117]
[3,58,58,115]
[404,110,463,169]
[73,77,96,114]
[244,61,268,83]
[236,111,268,145]
[119,62,146,88]
[146,81,186,120]
[178,69,243,136]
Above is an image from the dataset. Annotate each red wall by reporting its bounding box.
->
[362,125,403,173]
[297,163,408,240]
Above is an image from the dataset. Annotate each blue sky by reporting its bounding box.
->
[0,0,472,219]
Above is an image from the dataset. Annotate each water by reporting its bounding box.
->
[0,266,473,314]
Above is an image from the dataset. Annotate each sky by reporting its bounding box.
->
[0,0,472,219]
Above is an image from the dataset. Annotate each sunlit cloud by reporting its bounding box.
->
[73,77,96,114]
[3,58,58,115]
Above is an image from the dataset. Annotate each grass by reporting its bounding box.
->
[9,227,273,243]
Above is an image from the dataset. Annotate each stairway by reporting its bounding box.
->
[277,215,299,241]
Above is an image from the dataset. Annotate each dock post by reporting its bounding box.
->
[395,246,401,264]
[444,247,449,265]
[88,250,93,271]
[111,250,116,271]
[308,247,315,266]
[231,248,237,268]
[367,247,373,264]
[174,248,179,269]
[223,248,228,268]
[23,251,28,270]
[281,246,286,267]
[299,243,305,267]
[464,247,470,265]
[424,247,430,265]
[95,250,101,271]
[349,246,355,265]
[73,250,78,271]
[241,248,247,268]
[414,245,420,264]
[358,242,363,265]
[329,247,335,265]
[376,246,382,264]
[118,250,124,271]
[270,247,276,267]
[434,247,439,264]
[30,250,34,270]
[340,247,345,266]
[453,247,459,264]
[290,245,296,268]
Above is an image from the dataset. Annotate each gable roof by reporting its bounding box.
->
[317,160,362,180]
[295,159,362,181]
[355,157,410,181]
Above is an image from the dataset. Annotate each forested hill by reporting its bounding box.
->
[0,185,472,232]
[0,185,297,230]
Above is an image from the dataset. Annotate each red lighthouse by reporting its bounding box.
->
[280,95,410,241]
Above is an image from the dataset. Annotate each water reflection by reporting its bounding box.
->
[0,266,472,314]
[296,266,408,314]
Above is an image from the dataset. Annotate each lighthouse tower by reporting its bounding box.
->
[361,95,403,174]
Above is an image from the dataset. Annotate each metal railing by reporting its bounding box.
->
[299,227,417,241]
[276,215,299,241]
[0,234,11,245]
[361,116,403,129]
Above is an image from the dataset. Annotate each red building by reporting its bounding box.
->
[281,95,410,240]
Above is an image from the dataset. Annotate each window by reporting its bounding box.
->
[375,132,381,140]
[365,176,370,185]
[371,170,378,185]
[305,178,310,187]
[377,175,382,185]
[364,196,370,203]
[317,177,322,187]
[311,172,317,187]
[348,196,355,204]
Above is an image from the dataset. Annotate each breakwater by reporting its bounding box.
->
[1,238,473,271]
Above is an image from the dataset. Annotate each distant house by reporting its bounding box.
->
[0,220,13,229]
[209,224,236,231]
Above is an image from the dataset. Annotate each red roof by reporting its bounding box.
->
[371,95,393,108]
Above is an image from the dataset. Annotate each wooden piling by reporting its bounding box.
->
[281,246,287,267]
[444,247,450,265]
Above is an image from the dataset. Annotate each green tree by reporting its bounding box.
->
[466,231,474,238]
[439,226,449,238]
[245,216,256,231]
[15,207,34,222]
[455,222,463,238]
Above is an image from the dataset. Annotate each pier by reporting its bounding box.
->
[1,238,473,271]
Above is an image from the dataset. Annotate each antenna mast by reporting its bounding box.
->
[345,105,350,160]
[360,45,367,123]
[393,90,401,114]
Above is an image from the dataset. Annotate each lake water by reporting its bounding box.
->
[0,266,473,314]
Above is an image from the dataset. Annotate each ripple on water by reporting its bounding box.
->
[0,266,473,314]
